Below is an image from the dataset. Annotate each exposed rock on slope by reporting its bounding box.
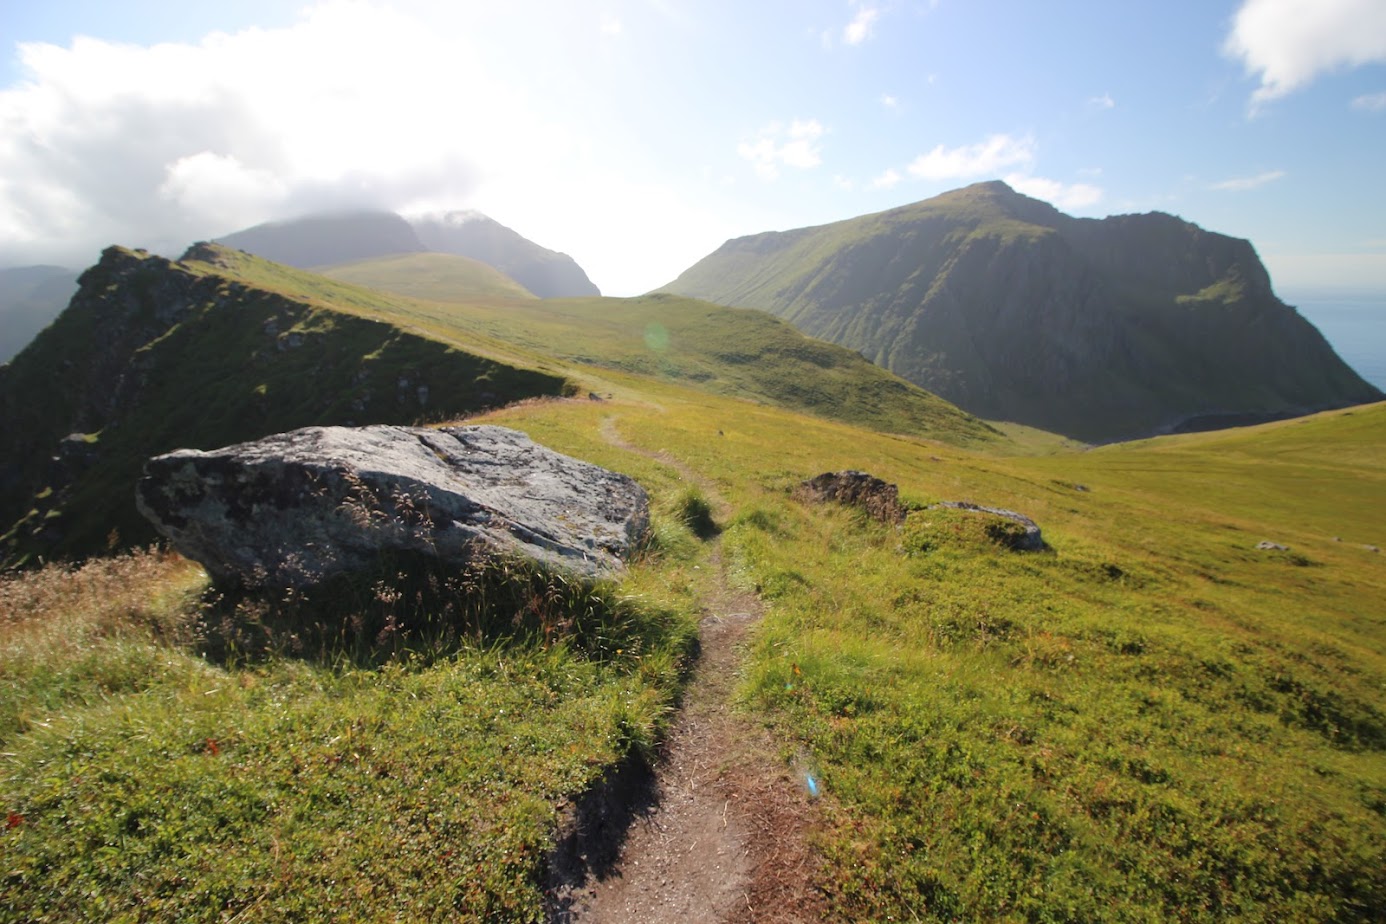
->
[412,211,601,298]
[0,245,569,567]
[660,181,1382,442]
[137,425,648,588]
[794,470,906,524]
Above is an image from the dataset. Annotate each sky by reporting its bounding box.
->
[1,0,1384,296]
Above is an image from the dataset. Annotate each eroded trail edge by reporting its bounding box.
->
[546,419,824,923]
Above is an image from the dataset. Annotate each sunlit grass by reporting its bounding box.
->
[1,478,706,921]
[487,394,1386,922]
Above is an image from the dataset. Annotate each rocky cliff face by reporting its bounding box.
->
[0,245,568,567]
[660,181,1382,442]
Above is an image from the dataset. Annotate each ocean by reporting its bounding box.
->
[1283,292,1386,393]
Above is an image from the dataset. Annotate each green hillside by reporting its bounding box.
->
[0,244,993,566]
[181,244,997,447]
[660,181,1382,442]
[0,246,572,566]
[318,251,538,301]
[4,378,1382,921]
[3,240,1383,922]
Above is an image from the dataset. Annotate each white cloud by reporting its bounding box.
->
[844,5,882,46]
[833,174,856,191]
[600,14,623,36]
[1352,90,1386,110]
[1003,174,1103,210]
[881,93,899,109]
[1224,0,1386,108]
[737,119,825,181]
[1088,92,1115,110]
[0,2,515,264]
[1211,169,1287,191]
[906,133,1035,180]
[869,168,901,190]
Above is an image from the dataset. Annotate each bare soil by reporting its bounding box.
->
[546,420,826,923]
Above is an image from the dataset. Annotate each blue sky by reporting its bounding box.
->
[1,0,1383,295]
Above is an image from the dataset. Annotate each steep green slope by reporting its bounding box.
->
[1,243,997,566]
[0,246,570,566]
[319,251,537,301]
[183,245,998,448]
[661,181,1382,442]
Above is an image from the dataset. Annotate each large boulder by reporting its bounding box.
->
[136,425,648,588]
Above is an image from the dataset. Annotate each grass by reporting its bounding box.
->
[186,245,998,447]
[4,245,1384,920]
[0,418,713,922]
[318,251,538,301]
[481,392,1386,922]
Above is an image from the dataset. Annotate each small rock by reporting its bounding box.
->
[794,471,905,524]
[1256,541,1290,551]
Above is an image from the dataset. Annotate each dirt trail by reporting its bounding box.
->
[548,419,824,923]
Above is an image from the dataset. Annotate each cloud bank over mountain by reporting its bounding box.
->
[0,4,501,265]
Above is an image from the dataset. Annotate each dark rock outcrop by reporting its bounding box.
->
[794,471,906,524]
[136,424,649,588]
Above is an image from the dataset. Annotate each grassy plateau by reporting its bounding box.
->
[2,248,1383,921]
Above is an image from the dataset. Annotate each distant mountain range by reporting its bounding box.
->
[659,181,1382,442]
[0,209,600,366]
[216,209,600,298]
[411,212,600,298]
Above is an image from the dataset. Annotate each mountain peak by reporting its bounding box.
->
[660,184,1381,441]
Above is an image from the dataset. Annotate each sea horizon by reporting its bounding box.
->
[1281,288,1386,393]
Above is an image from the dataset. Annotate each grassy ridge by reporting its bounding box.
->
[190,246,999,447]
[483,393,1386,922]
[318,251,538,301]
[0,247,570,565]
[5,242,1383,920]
